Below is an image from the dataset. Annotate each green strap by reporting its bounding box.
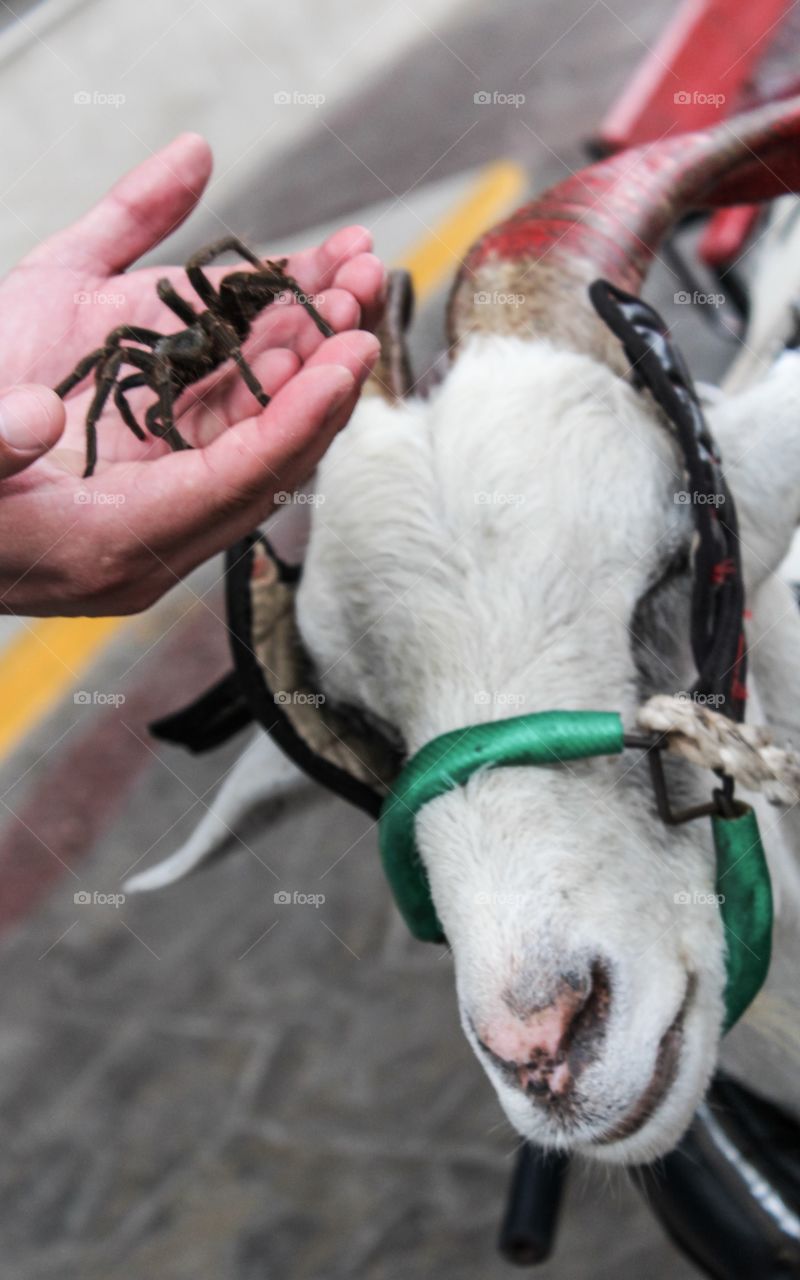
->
[378,709,773,1031]
[379,711,625,942]
[713,807,773,1031]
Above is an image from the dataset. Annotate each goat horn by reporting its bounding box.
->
[448,96,800,368]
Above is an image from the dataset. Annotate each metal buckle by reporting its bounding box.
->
[623,733,738,825]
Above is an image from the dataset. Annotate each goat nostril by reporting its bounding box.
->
[477,959,612,1097]
[520,1075,552,1097]
[565,960,611,1066]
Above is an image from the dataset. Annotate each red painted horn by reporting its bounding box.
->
[448,95,800,359]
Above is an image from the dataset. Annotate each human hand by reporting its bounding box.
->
[0,133,383,615]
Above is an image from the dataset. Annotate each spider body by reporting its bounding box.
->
[55,237,335,477]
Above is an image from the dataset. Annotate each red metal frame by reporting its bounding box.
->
[599,0,791,150]
[597,0,793,269]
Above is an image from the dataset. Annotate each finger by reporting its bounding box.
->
[302,329,383,382]
[201,362,360,501]
[0,385,65,479]
[137,225,375,306]
[117,365,354,570]
[331,252,387,332]
[124,347,378,553]
[233,286,361,364]
[178,347,302,443]
[117,263,363,347]
[179,372,362,572]
[185,330,378,435]
[76,367,362,615]
[24,133,212,275]
[281,225,374,295]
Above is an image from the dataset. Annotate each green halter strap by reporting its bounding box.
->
[378,710,772,1031]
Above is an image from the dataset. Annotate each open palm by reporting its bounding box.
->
[0,134,382,615]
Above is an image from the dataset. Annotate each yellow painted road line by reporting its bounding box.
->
[0,160,528,761]
[0,616,121,758]
[397,161,528,299]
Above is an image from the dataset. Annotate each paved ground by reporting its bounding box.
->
[0,0,750,1275]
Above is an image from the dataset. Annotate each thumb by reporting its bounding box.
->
[0,385,66,478]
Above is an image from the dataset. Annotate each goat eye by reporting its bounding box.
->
[629,545,693,684]
[650,547,691,593]
[632,546,692,627]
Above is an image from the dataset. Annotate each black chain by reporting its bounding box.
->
[589,280,747,722]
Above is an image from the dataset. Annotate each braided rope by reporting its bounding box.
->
[637,695,800,806]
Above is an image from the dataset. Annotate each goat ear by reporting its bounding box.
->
[746,574,800,747]
[724,197,800,394]
[230,538,401,808]
[708,352,800,592]
[363,269,416,401]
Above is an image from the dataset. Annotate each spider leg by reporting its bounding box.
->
[83,351,124,477]
[189,237,263,270]
[145,403,191,454]
[105,325,163,348]
[113,373,148,442]
[54,348,106,398]
[185,237,263,307]
[156,279,199,326]
[270,266,334,339]
[229,347,270,408]
[145,359,191,454]
[209,320,270,408]
[109,347,173,450]
[57,328,163,400]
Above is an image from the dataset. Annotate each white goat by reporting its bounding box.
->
[130,98,800,1165]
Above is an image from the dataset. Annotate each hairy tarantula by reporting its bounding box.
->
[55,236,335,477]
